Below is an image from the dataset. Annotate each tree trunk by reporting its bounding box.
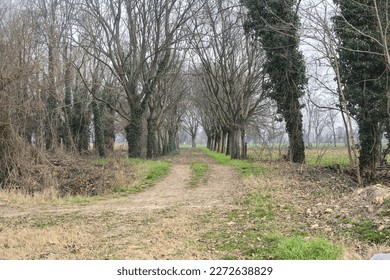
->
[191,133,196,148]
[221,130,227,154]
[104,109,115,151]
[92,101,106,157]
[241,127,247,159]
[230,126,241,159]
[358,119,381,179]
[45,38,58,151]
[63,42,74,151]
[168,130,176,153]
[147,118,157,159]
[207,136,212,150]
[340,108,354,167]
[155,132,162,156]
[226,131,231,156]
[126,107,144,158]
[215,132,221,152]
[213,136,217,151]
[283,100,305,163]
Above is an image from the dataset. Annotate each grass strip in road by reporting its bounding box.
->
[189,162,209,188]
[200,148,265,177]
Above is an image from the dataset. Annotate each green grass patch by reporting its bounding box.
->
[113,160,171,194]
[272,236,343,260]
[189,162,209,188]
[305,150,351,166]
[180,144,207,148]
[349,220,390,244]
[240,193,274,222]
[247,147,351,166]
[379,199,390,217]
[94,158,111,165]
[201,148,265,176]
[208,229,342,260]
[202,188,342,260]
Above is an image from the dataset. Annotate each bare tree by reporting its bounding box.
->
[300,0,362,185]
[182,99,201,148]
[0,2,40,185]
[189,0,266,159]
[75,0,200,158]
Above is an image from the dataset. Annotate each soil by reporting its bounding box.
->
[0,148,389,260]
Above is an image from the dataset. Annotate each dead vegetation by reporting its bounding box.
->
[0,147,129,198]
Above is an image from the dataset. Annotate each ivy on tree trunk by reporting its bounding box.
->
[333,0,390,178]
[126,107,144,158]
[242,0,307,163]
[92,101,106,158]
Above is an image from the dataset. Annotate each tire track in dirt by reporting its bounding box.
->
[0,148,240,218]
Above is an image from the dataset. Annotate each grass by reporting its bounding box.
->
[379,199,390,217]
[272,236,343,260]
[180,144,207,148]
[248,147,351,166]
[241,193,275,221]
[201,148,265,176]
[348,220,390,244]
[305,149,351,166]
[206,196,341,259]
[202,189,342,260]
[113,159,171,194]
[189,162,209,188]
[62,195,105,204]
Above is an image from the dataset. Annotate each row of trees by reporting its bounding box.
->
[194,0,390,181]
[0,0,195,163]
[1,0,390,185]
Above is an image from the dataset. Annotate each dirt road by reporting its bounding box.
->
[0,148,243,259]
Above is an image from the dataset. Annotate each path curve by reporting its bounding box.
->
[0,148,240,218]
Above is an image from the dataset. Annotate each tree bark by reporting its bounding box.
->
[226,132,231,156]
[221,130,227,154]
[126,107,144,158]
[92,101,106,157]
[191,133,196,148]
[283,99,305,163]
[241,127,247,159]
[358,118,381,179]
[230,126,241,160]
[147,118,157,159]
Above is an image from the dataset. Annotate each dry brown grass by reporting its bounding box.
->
[0,223,92,259]
[0,186,59,205]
